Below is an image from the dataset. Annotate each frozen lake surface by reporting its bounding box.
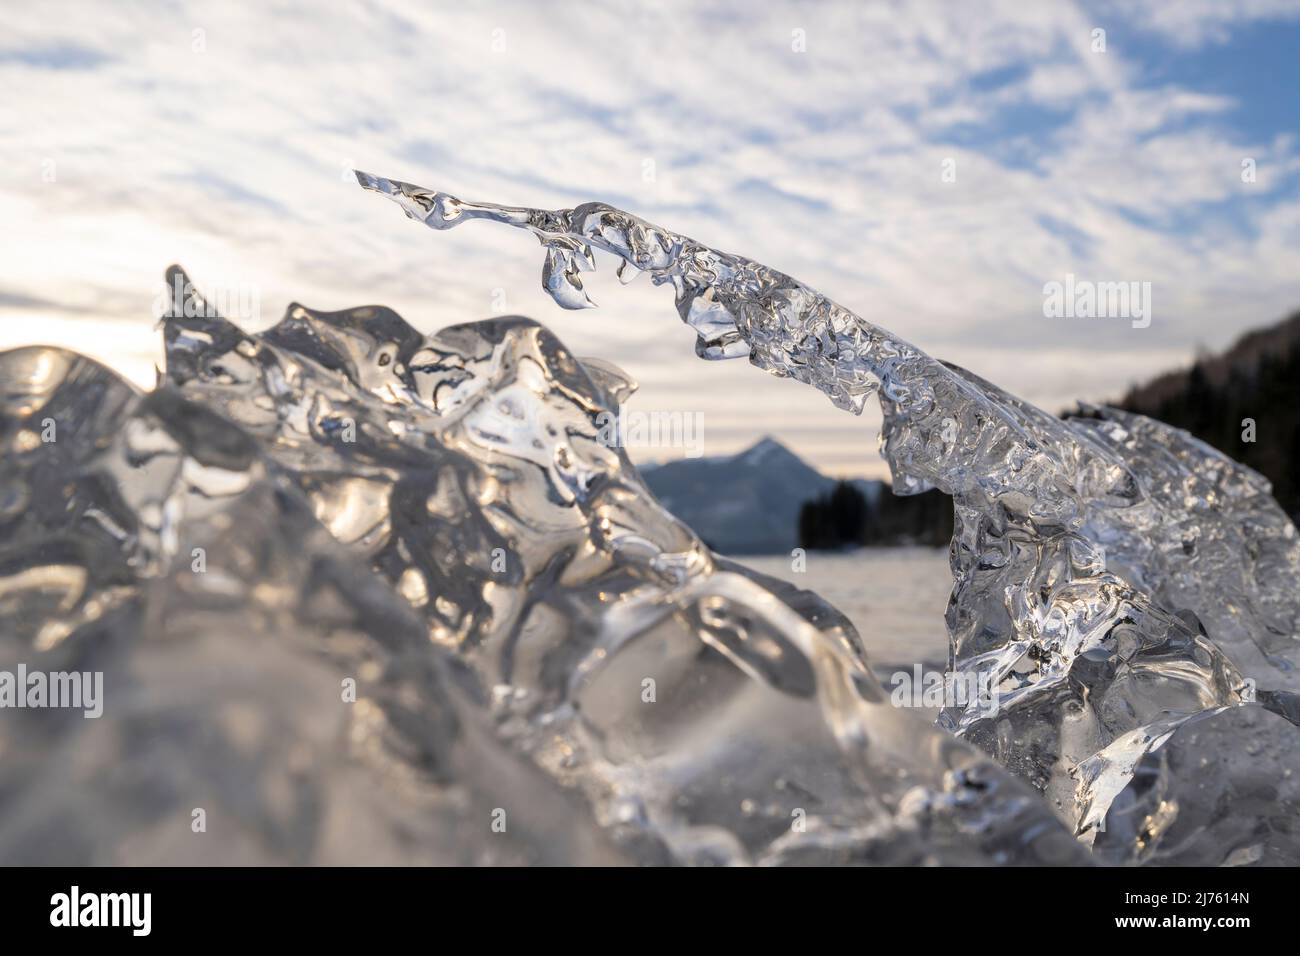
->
[740,547,953,675]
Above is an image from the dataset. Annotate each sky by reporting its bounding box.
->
[3,0,1300,478]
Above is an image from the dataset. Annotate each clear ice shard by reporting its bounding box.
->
[352,172,1300,864]
[0,267,1088,865]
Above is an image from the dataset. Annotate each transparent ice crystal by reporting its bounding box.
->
[1,170,1295,864]
[351,172,1300,864]
[0,267,1084,865]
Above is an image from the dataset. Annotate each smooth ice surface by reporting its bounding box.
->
[354,172,1300,863]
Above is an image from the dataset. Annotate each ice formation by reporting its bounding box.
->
[1,173,1295,865]
[350,171,1300,864]
[0,268,1085,865]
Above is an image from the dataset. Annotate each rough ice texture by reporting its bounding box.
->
[2,171,1296,864]
[349,172,1300,864]
[0,268,1085,865]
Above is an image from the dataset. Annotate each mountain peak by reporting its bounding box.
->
[735,435,794,467]
[640,435,839,554]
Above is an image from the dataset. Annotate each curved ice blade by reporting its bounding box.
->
[357,177,1300,861]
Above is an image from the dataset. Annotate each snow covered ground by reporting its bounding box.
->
[740,547,952,675]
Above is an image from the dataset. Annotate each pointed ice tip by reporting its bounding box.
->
[550,294,598,311]
[353,169,384,191]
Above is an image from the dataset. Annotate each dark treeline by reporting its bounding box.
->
[1118,346,1300,519]
[798,481,954,549]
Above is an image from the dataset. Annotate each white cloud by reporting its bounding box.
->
[1103,0,1300,48]
[1,0,1298,479]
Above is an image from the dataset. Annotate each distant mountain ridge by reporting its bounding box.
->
[638,437,882,555]
[1121,309,1300,409]
[1116,308,1300,518]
